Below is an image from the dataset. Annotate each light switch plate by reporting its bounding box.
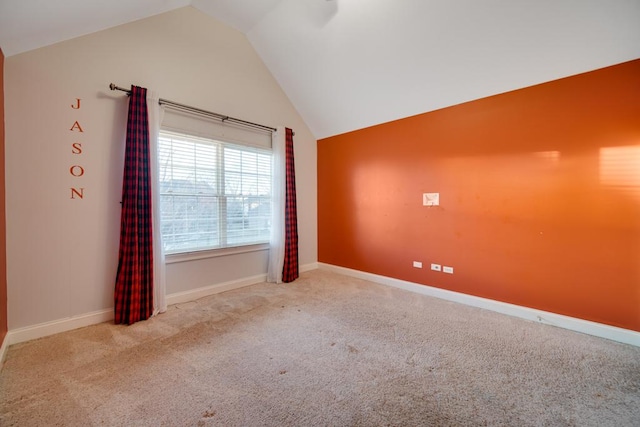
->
[423,193,439,206]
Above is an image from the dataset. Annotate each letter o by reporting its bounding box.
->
[70,165,85,177]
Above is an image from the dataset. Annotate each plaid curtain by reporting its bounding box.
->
[114,85,154,325]
[282,128,299,283]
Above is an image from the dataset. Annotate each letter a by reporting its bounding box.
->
[71,98,81,109]
[70,121,84,132]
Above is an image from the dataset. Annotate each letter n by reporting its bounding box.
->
[71,188,84,199]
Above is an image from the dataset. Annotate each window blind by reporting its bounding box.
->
[161,106,272,150]
[158,131,272,254]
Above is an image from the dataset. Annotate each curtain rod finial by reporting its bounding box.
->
[109,83,116,90]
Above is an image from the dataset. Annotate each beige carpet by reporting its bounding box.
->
[1,269,639,426]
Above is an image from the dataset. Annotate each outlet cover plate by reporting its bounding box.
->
[423,193,439,206]
[443,266,454,274]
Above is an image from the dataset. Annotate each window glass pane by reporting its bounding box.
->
[241,174,258,196]
[224,148,242,172]
[225,171,241,195]
[194,143,217,195]
[159,131,271,254]
[257,174,270,195]
[257,155,271,176]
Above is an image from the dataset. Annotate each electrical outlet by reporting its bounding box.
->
[413,261,423,268]
[430,263,441,272]
[443,266,454,274]
[423,193,440,206]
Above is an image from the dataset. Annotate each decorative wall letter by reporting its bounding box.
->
[69,99,85,199]
[69,165,85,177]
[70,188,84,199]
[69,120,84,132]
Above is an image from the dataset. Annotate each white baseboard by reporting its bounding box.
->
[166,273,267,306]
[6,274,265,347]
[318,263,640,348]
[0,333,10,368]
[166,262,318,306]
[166,262,319,306]
[7,309,114,346]
[4,264,320,349]
[300,262,318,273]
[4,275,266,347]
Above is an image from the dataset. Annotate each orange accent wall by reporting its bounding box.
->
[318,59,640,332]
[0,47,7,344]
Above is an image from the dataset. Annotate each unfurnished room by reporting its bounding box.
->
[0,1,639,425]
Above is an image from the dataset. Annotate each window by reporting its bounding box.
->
[158,131,272,254]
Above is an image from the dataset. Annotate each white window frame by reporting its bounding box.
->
[158,130,272,259]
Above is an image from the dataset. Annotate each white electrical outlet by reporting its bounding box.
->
[423,193,439,206]
[443,266,454,274]
[430,263,441,271]
[413,261,423,268]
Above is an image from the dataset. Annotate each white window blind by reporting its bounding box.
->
[161,106,272,149]
[158,130,272,254]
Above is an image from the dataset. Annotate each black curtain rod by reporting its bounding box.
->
[109,83,278,133]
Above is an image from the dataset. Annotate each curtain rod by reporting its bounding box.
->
[109,83,278,133]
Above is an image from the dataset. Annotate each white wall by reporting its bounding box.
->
[249,0,640,139]
[4,6,317,330]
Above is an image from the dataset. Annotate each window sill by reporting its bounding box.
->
[165,243,270,264]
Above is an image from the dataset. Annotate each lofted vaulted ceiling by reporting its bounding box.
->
[1,0,639,139]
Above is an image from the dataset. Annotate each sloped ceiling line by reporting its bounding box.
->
[1,0,639,139]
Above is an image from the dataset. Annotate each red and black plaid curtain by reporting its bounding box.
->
[114,85,154,325]
[282,128,299,282]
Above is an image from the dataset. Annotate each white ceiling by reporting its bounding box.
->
[1,0,639,139]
